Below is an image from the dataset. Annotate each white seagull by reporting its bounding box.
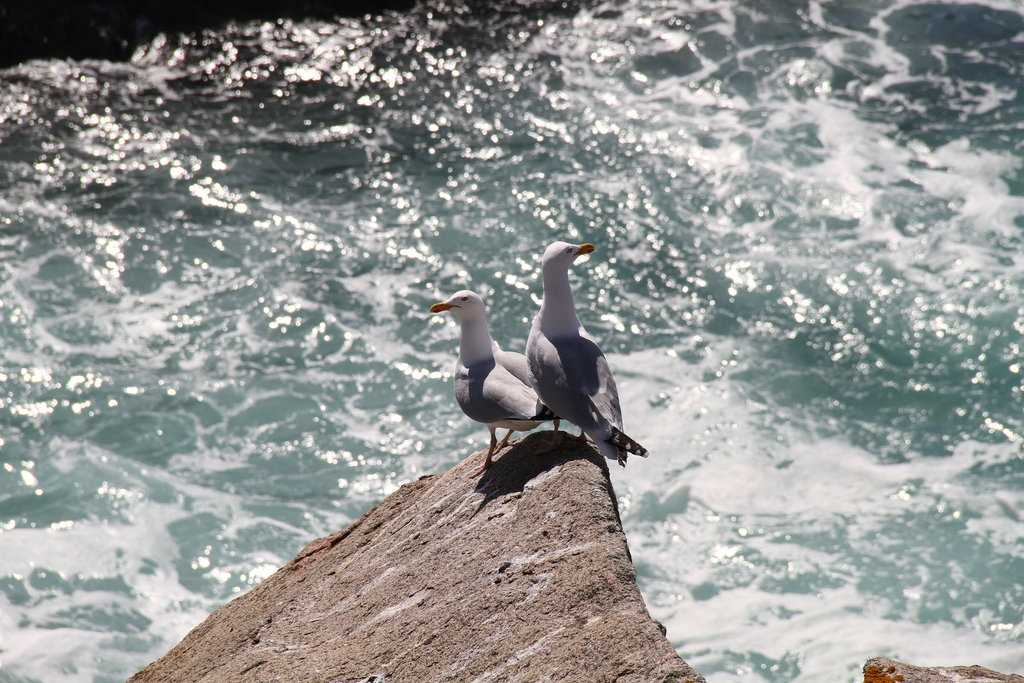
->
[430,290,556,476]
[526,241,648,466]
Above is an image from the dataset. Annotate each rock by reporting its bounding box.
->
[130,433,705,683]
[864,658,1024,683]
[0,0,419,68]
[0,0,586,68]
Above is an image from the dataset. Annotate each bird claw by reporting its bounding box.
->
[469,439,515,477]
[469,450,495,477]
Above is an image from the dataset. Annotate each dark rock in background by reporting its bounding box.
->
[0,1,418,68]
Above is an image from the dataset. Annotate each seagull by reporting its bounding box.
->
[526,241,648,467]
[430,290,556,476]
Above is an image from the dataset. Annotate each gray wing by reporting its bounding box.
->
[528,330,622,436]
[455,358,545,425]
[493,345,533,387]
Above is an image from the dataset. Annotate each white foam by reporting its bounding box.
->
[0,512,209,681]
[610,345,1024,678]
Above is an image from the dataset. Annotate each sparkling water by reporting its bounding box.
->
[2,1,1023,681]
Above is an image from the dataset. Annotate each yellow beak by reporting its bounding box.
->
[578,243,595,255]
[430,302,455,313]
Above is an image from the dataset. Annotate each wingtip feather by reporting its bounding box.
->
[605,427,649,466]
[609,426,647,456]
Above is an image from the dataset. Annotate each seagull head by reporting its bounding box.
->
[541,241,595,271]
[429,290,486,321]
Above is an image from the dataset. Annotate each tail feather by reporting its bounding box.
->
[607,427,648,467]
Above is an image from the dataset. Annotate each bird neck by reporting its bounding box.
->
[540,267,583,337]
[458,317,495,366]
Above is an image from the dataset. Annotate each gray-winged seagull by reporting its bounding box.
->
[526,241,648,466]
[430,290,556,476]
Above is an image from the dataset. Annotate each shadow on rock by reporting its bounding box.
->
[470,431,609,516]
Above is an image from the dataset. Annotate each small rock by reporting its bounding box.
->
[864,657,1024,683]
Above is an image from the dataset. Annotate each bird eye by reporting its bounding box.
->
[565,247,573,253]
[460,296,469,301]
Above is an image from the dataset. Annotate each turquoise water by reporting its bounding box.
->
[2,0,1024,680]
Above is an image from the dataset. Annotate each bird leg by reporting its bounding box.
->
[470,429,499,477]
[473,430,509,479]
[496,429,515,451]
[533,419,563,455]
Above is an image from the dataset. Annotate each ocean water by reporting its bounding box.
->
[1,0,1023,680]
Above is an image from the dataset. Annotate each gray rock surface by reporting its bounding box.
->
[130,433,705,682]
[864,658,1024,683]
